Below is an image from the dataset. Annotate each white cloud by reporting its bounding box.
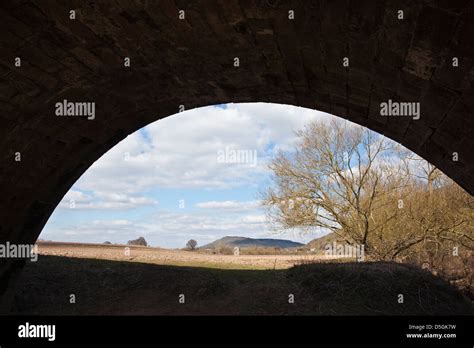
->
[41,103,333,246]
[195,200,260,211]
[241,214,267,223]
[58,189,157,211]
[63,190,92,203]
[72,103,330,194]
[43,208,290,248]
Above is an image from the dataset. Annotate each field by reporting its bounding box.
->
[11,242,473,315]
[34,241,338,270]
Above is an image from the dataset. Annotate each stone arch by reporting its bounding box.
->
[0,0,473,312]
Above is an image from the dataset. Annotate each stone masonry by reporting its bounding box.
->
[0,0,473,312]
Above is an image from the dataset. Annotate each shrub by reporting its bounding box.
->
[127,237,147,246]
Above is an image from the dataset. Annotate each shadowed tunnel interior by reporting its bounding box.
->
[0,0,473,312]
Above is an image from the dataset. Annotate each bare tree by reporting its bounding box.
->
[261,118,473,260]
[262,119,413,258]
[263,118,473,293]
[186,239,197,250]
[402,153,445,195]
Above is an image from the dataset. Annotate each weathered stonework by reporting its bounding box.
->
[0,0,473,312]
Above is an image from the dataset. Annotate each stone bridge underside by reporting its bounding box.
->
[0,0,473,312]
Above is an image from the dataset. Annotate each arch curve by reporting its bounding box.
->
[1,0,473,311]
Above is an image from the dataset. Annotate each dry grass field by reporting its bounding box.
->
[35,241,338,270]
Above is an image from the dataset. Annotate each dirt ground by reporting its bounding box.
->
[35,241,338,269]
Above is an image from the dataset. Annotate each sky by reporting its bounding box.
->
[39,103,336,248]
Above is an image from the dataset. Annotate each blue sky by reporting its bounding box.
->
[40,103,335,248]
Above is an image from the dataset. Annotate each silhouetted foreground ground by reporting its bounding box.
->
[12,255,473,315]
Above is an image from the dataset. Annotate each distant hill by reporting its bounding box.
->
[305,232,346,250]
[201,236,304,249]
